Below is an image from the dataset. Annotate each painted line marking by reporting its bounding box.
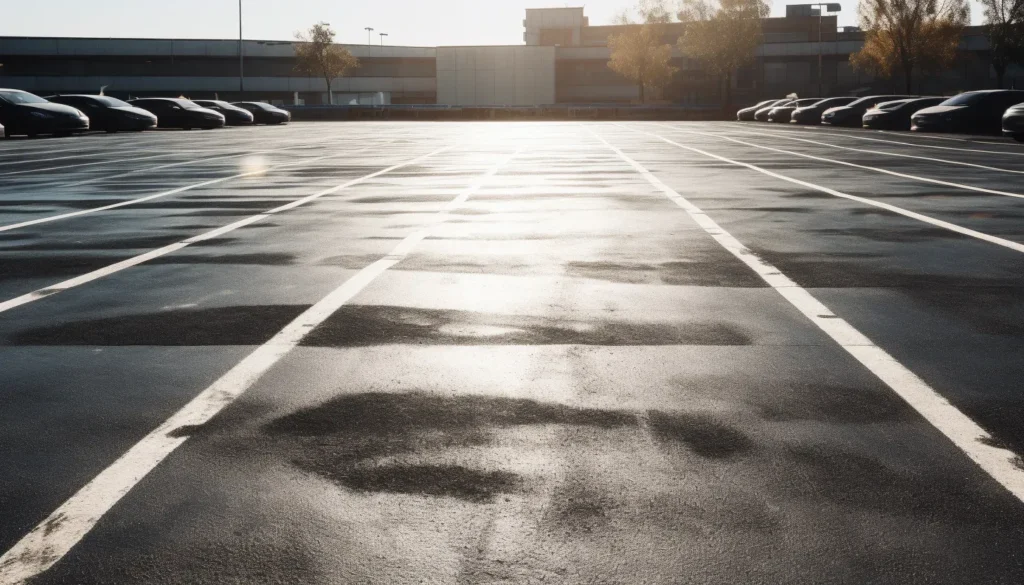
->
[0,147,519,584]
[0,144,453,314]
[27,142,326,190]
[712,126,1024,175]
[659,125,1024,200]
[618,125,1024,253]
[760,123,1024,157]
[0,151,212,177]
[0,143,379,233]
[587,123,1024,504]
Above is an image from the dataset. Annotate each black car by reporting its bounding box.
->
[1003,103,1024,142]
[47,94,157,133]
[822,95,915,127]
[127,98,225,130]
[232,102,291,124]
[768,98,821,123]
[790,96,857,125]
[912,90,1024,134]
[755,100,792,122]
[737,99,785,121]
[862,96,946,130]
[193,100,255,126]
[0,88,89,137]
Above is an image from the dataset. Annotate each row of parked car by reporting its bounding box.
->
[0,88,293,138]
[736,89,1024,141]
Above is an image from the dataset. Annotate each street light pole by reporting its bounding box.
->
[379,32,388,46]
[238,0,244,94]
[365,27,374,47]
[809,3,841,97]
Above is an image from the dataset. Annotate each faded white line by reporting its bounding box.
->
[587,124,1024,503]
[0,144,375,233]
[619,126,1024,253]
[660,125,1024,200]
[711,126,1024,175]
[0,147,518,584]
[0,151,211,177]
[0,144,452,314]
[771,124,1024,157]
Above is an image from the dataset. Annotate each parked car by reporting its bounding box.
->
[192,100,255,126]
[47,94,157,133]
[0,88,89,137]
[768,98,822,123]
[861,97,946,130]
[127,98,225,130]
[755,100,792,121]
[912,90,1024,134]
[737,99,786,121]
[790,97,857,124]
[1003,102,1024,142]
[822,95,915,127]
[232,102,291,124]
[0,122,4,138]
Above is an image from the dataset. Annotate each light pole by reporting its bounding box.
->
[379,32,388,46]
[238,0,244,94]
[365,27,374,47]
[809,3,841,97]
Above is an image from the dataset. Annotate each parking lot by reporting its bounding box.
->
[1,121,1023,584]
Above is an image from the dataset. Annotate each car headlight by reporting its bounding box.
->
[30,111,55,119]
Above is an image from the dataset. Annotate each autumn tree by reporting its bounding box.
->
[607,24,679,103]
[981,0,1024,88]
[294,22,359,105]
[677,0,769,110]
[850,0,969,93]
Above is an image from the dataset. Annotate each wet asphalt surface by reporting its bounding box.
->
[1,121,1023,584]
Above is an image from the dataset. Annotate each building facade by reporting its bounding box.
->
[0,6,1019,107]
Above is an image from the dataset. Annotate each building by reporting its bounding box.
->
[0,6,1018,108]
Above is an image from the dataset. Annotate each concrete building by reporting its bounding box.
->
[0,6,1019,108]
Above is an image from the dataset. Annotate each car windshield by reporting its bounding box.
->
[875,100,912,110]
[794,99,820,106]
[0,90,48,105]
[94,96,130,108]
[941,92,986,106]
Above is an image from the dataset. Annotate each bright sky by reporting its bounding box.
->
[3,0,983,46]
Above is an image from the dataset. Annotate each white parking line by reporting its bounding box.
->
[0,151,203,177]
[713,126,1024,175]
[0,147,519,585]
[659,125,1024,201]
[619,125,1024,253]
[587,123,1024,502]
[0,143,377,233]
[0,144,453,314]
[763,124,1024,157]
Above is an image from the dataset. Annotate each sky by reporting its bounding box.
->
[2,0,984,46]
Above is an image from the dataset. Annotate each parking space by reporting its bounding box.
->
[1,121,1023,584]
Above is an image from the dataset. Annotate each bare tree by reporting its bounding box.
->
[294,22,359,105]
[677,0,769,109]
[981,0,1024,88]
[850,0,969,93]
[608,24,679,103]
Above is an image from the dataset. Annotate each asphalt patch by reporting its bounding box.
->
[566,260,766,287]
[647,411,753,458]
[263,392,636,502]
[9,305,309,346]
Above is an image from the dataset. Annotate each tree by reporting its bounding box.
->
[850,0,969,93]
[608,24,679,103]
[981,0,1024,88]
[294,22,359,105]
[677,0,769,109]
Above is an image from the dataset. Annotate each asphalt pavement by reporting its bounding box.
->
[1,121,1023,584]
